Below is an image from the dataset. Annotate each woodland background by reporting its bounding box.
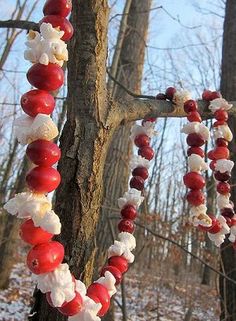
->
[0,0,235,321]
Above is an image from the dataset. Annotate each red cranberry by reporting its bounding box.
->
[184,100,198,113]
[210,91,221,100]
[186,133,204,147]
[217,182,231,195]
[156,93,166,100]
[183,172,205,190]
[27,63,64,91]
[26,140,61,166]
[134,134,150,148]
[132,167,148,180]
[21,90,55,117]
[108,256,128,274]
[138,146,154,160]
[121,205,137,220]
[58,292,83,316]
[100,266,122,285]
[221,207,235,218]
[187,147,204,158]
[130,176,144,191]
[187,111,202,122]
[165,87,176,100]
[27,241,64,274]
[214,171,231,182]
[208,147,229,160]
[87,284,110,317]
[209,160,217,171]
[202,90,212,101]
[26,166,61,193]
[216,138,228,147]
[43,0,72,17]
[214,109,228,121]
[186,190,205,206]
[19,219,53,245]
[118,219,135,233]
[40,15,74,41]
[208,218,222,234]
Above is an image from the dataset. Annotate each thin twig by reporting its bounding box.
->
[135,221,236,286]
[0,20,38,31]
[107,69,156,99]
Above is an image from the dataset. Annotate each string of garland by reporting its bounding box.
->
[3,1,236,319]
[3,1,157,319]
[181,89,235,247]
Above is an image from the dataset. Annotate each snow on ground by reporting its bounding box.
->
[0,262,34,321]
[114,272,219,321]
[0,259,219,321]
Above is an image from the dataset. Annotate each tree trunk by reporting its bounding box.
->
[220,1,236,320]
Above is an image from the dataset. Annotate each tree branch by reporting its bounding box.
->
[0,20,39,31]
[116,97,236,122]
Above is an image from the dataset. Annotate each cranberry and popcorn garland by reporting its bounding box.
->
[4,1,88,319]
[202,90,235,247]
[3,1,157,319]
[173,93,212,230]
[182,91,229,246]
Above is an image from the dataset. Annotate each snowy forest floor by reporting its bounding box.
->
[0,250,220,321]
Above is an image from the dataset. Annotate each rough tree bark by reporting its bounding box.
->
[220,1,236,320]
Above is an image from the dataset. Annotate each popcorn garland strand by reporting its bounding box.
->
[180,95,212,229]
[181,88,235,247]
[3,1,157,319]
[202,90,235,247]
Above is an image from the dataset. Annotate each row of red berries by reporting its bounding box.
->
[204,92,235,229]
[17,1,83,317]
[182,99,208,221]
[21,0,74,274]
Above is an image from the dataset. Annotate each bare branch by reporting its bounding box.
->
[0,20,38,31]
[115,98,236,122]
